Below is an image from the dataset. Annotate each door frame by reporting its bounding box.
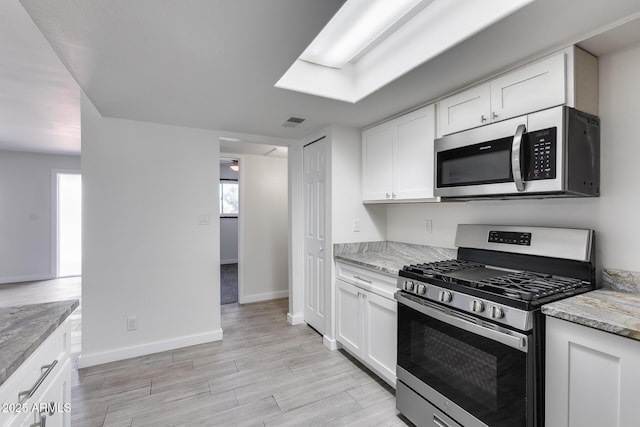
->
[51,169,82,278]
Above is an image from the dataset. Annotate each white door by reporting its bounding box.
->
[491,53,566,122]
[336,280,363,355]
[437,83,491,136]
[303,138,326,333]
[363,291,397,385]
[362,123,393,201]
[394,104,436,200]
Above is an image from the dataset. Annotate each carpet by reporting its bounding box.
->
[221,263,238,304]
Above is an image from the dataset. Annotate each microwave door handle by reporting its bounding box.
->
[511,124,527,192]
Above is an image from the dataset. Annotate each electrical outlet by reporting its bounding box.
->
[353,218,361,232]
[127,316,137,331]
[425,219,433,234]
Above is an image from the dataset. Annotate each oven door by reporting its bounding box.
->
[396,292,536,427]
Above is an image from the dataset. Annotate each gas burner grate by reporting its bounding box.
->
[404,259,483,277]
[474,272,584,301]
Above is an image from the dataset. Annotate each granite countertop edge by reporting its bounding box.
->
[0,299,79,387]
[333,255,399,277]
[542,290,640,341]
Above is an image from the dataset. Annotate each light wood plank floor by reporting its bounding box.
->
[0,278,410,426]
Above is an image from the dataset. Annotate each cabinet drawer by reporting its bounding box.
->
[335,261,397,300]
[0,319,71,427]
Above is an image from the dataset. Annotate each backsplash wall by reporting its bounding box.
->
[386,42,640,274]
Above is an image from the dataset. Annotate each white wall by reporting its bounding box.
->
[385,42,640,279]
[0,150,80,284]
[219,163,238,264]
[79,94,221,367]
[239,154,289,303]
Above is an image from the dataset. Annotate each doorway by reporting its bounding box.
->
[220,158,239,304]
[56,172,82,277]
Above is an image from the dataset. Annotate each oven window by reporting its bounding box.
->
[398,303,528,427]
[438,136,513,187]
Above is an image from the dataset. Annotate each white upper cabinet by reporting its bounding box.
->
[437,83,491,136]
[362,122,394,201]
[362,104,436,203]
[437,46,598,137]
[490,53,566,122]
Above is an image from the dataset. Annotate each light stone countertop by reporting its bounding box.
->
[333,241,457,277]
[542,268,640,341]
[0,299,79,387]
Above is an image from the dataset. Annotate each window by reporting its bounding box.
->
[220,180,239,216]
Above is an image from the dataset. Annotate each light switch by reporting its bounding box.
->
[353,218,361,232]
[198,214,211,225]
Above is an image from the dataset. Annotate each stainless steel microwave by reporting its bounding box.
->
[434,106,600,199]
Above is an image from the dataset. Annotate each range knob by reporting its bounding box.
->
[416,284,427,295]
[438,290,453,303]
[471,300,485,313]
[491,306,505,319]
[404,281,415,292]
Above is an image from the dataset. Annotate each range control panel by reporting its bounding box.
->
[488,230,532,246]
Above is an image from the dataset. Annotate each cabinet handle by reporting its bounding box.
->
[18,360,58,403]
[492,112,498,120]
[391,193,396,199]
[481,115,487,122]
[385,192,391,199]
[30,414,46,427]
[353,275,372,284]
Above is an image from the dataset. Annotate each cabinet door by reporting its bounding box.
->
[363,291,397,386]
[437,83,491,136]
[32,358,71,427]
[362,123,393,201]
[336,280,363,356]
[546,317,640,427]
[491,53,566,122]
[394,105,436,200]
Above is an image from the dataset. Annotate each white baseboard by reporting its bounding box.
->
[323,335,338,351]
[0,274,54,285]
[77,329,223,369]
[220,259,238,265]
[287,312,305,325]
[240,290,289,304]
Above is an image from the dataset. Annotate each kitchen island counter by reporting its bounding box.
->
[0,299,79,387]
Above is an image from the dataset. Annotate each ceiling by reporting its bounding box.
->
[4,0,640,155]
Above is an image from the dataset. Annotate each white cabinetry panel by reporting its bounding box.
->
[491,53,565,122]
[336,279,363,355]
[362,124,393,201]
[362,104,436,203]
[438,83,491,136]
[546,316,640,427]
[364,291,397,384]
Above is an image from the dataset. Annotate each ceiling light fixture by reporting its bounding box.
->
[229,160,239,172]
[276,0,535,103]
[300,0,428,69]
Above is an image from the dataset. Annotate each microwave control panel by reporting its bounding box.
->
[526,127,557,181]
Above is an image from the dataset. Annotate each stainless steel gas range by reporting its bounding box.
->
[395,224,596,427]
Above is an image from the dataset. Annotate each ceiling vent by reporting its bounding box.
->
[282,117,306,128]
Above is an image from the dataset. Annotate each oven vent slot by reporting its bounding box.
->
[449,309,480,325]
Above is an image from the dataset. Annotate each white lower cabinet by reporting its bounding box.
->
[0,319,72,427]
[545,316,640,427]
[335,271,397,387]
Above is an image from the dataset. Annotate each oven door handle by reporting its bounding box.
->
[512,123,527,192]
[396,293,528,352]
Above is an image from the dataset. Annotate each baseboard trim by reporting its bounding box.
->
[323,335,338,351]
[0,274,54,285]
[220,259,238,265]
[77,329,223,369]
[287,312,305,325]
[240,290,289,304]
